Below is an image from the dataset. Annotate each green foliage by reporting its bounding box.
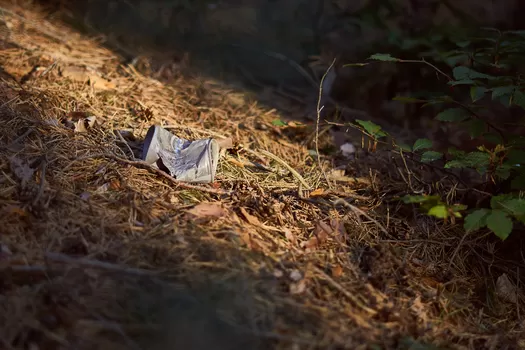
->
[401,194,465,221]
[368,53,400,62]
[464,196,525,240]
[355,119,387,139]
[352,27,525,240]
[272,119,287,127]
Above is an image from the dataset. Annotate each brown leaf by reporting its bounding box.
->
[310,188,325,197]
[289,280,306,295]
[239,207,261,226]
[331,265,343,277]
[217,137,234,149]
[187,202,226,219]
[109,179,121,190]
[227,158,245,168]
[61,66,116,90]
[9,156,35,186]
[283,227,296,244]
[314,221,333,243]
[496,273,517,303]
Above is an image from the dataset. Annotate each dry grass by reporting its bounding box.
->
[0,2,524,350]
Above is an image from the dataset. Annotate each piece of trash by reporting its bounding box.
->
[340,142,356,157]
[142,125,219,183]
[74,116,97,133]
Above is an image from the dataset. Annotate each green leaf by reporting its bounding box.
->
[392,96,426,103]
[355,119,387,138]
[492,86,515,100]
[428,205,448,219]
[464,209,490,232]
[495,164,512,180]
[511,90,525,109]
[435,108,470,122]
[343,63,369,67]
[451,204,468,217]
[368,53,400,62]
[413,138,433,152]
[397,143,412,152]
[272,119,287,127]
[420,151,443,163]
[499,198,525,216]
[467,119,486,138]
[491,194,515,210]
[453,66,496,80]
[445,151,491,170]
[448,79,475,86]
[511,173,525,190]
[470,86,488,102]
[401,194,435,204]
[483,132,503,145]
[455,40,471,48]
[486,210,513,240]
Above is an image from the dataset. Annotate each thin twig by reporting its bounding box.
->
[258,149,310,189]
[33,157,47,205]
[447,231,471,271]
[332,198,391,237]
[114,128,135,159]
[45,252,156,276]
[315,58,336,189]
[397,58,453,82]
[312,266,377,315]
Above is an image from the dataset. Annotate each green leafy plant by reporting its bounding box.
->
[351,28,525,240]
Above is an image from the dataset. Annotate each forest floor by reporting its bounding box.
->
[0,2,523,350]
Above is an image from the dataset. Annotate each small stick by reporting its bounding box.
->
[332,198,391,237]
[312,266,377,315]
[32,157,47,205]
[259,149,311,189]
[315,58,336,189]
[45,252,156,276]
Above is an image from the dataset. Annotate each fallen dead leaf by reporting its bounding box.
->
[290,270,302,281]
[239,207,261,226]
[496,273,517,303]
[6,205,28,217]
[187,202,226,219]
[310,188,325,197]
[411,296,430,324]
[315,221,333,242]
[9,156,35,186]
[61,65,116,90]
[217,137,233,149]
[289,280,307,295]
[227,158,245,168]
[331,265,343,278]
[283,227,296,245]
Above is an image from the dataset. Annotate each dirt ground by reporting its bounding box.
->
[0,2,524,350]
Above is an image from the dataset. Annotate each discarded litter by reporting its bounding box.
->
[141,125,219,183]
